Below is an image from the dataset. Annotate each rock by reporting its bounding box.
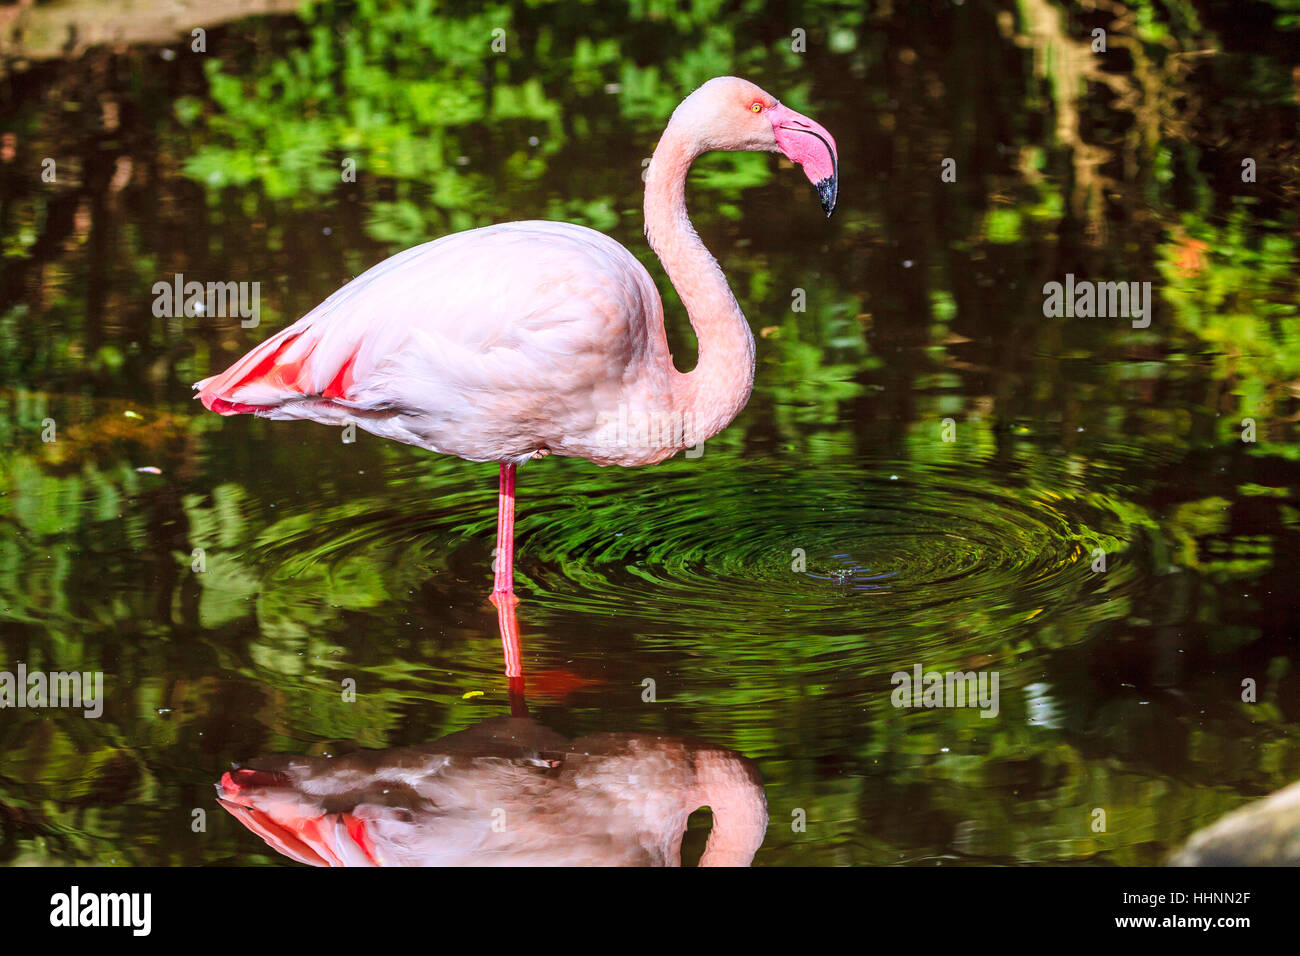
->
[1170,779,1300,866]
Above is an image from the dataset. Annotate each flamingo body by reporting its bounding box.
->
[198,221,686,467]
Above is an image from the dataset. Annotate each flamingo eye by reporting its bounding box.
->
[750,102,763,113]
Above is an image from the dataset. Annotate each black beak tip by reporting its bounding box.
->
[816,176,837,217]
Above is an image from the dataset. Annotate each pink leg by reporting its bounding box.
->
[493,588,526,711]
[489,462,524,705]
[492,462,517,595]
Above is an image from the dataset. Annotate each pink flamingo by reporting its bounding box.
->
[216,715,769,866]
[195,77,838,607]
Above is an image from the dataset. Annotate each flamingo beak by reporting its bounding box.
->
[770,104,839,217]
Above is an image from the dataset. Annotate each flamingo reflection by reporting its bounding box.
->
[217,604,767,866]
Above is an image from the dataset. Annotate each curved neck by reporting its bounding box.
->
[692,749,769,867]
[644,123,756,444]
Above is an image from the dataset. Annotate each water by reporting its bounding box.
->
[1,0,1298,865]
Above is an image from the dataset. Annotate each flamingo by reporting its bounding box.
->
[195,76,838,605]
[216,714,769,866]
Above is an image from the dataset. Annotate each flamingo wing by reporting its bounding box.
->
[195,221,668,461]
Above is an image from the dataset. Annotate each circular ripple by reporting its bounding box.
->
[233,453,1144,641]
[515,459,1139,635]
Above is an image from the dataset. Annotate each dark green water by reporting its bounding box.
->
[1,0,1298,864]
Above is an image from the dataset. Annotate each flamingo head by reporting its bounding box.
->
[676,76,839,216]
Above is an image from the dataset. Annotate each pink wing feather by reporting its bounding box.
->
[194,221,671,463]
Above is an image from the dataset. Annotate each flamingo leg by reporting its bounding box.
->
[491,589,527,713]
[490,462,524,707]
[492,462,517,596]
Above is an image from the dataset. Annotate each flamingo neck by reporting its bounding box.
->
[643,122,756,445]
[693,749,769,867]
